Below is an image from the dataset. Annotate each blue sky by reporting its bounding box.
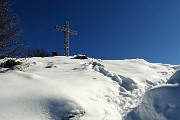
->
[13,0,180,64]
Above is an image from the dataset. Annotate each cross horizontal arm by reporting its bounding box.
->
[56,25,77,36]
[55,25,66,32]
[69,29,77,36]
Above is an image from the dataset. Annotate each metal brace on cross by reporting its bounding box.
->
[56,21,77,57]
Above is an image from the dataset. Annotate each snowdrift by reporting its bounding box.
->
[126,70,180,120]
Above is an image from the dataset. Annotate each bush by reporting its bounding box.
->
[0,59,22,68]
[0,55,6,59]
[52,51,58,56]
[27,48,49,57]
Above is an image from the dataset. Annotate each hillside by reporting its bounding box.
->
[0,56,179,120]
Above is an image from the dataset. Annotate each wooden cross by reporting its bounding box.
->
[56,21,77,57]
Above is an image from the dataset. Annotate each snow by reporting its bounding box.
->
[167,70,180,84]
[0,56,179,120]
[125,70,180,120]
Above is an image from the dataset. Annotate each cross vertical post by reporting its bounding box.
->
[64,21,69,56]
[56,21,77,57]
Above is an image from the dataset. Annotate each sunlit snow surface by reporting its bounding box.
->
[0,56,179,120]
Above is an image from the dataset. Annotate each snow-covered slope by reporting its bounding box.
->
[0,57,179,120]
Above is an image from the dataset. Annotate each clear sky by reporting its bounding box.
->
[13,0,180,64]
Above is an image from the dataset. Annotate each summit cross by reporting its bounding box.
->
[55,21,77,57]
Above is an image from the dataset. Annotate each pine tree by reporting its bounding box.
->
[0,0,23,58]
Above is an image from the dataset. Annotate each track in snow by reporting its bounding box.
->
[88,61,143,117]
[88,60,176,118]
